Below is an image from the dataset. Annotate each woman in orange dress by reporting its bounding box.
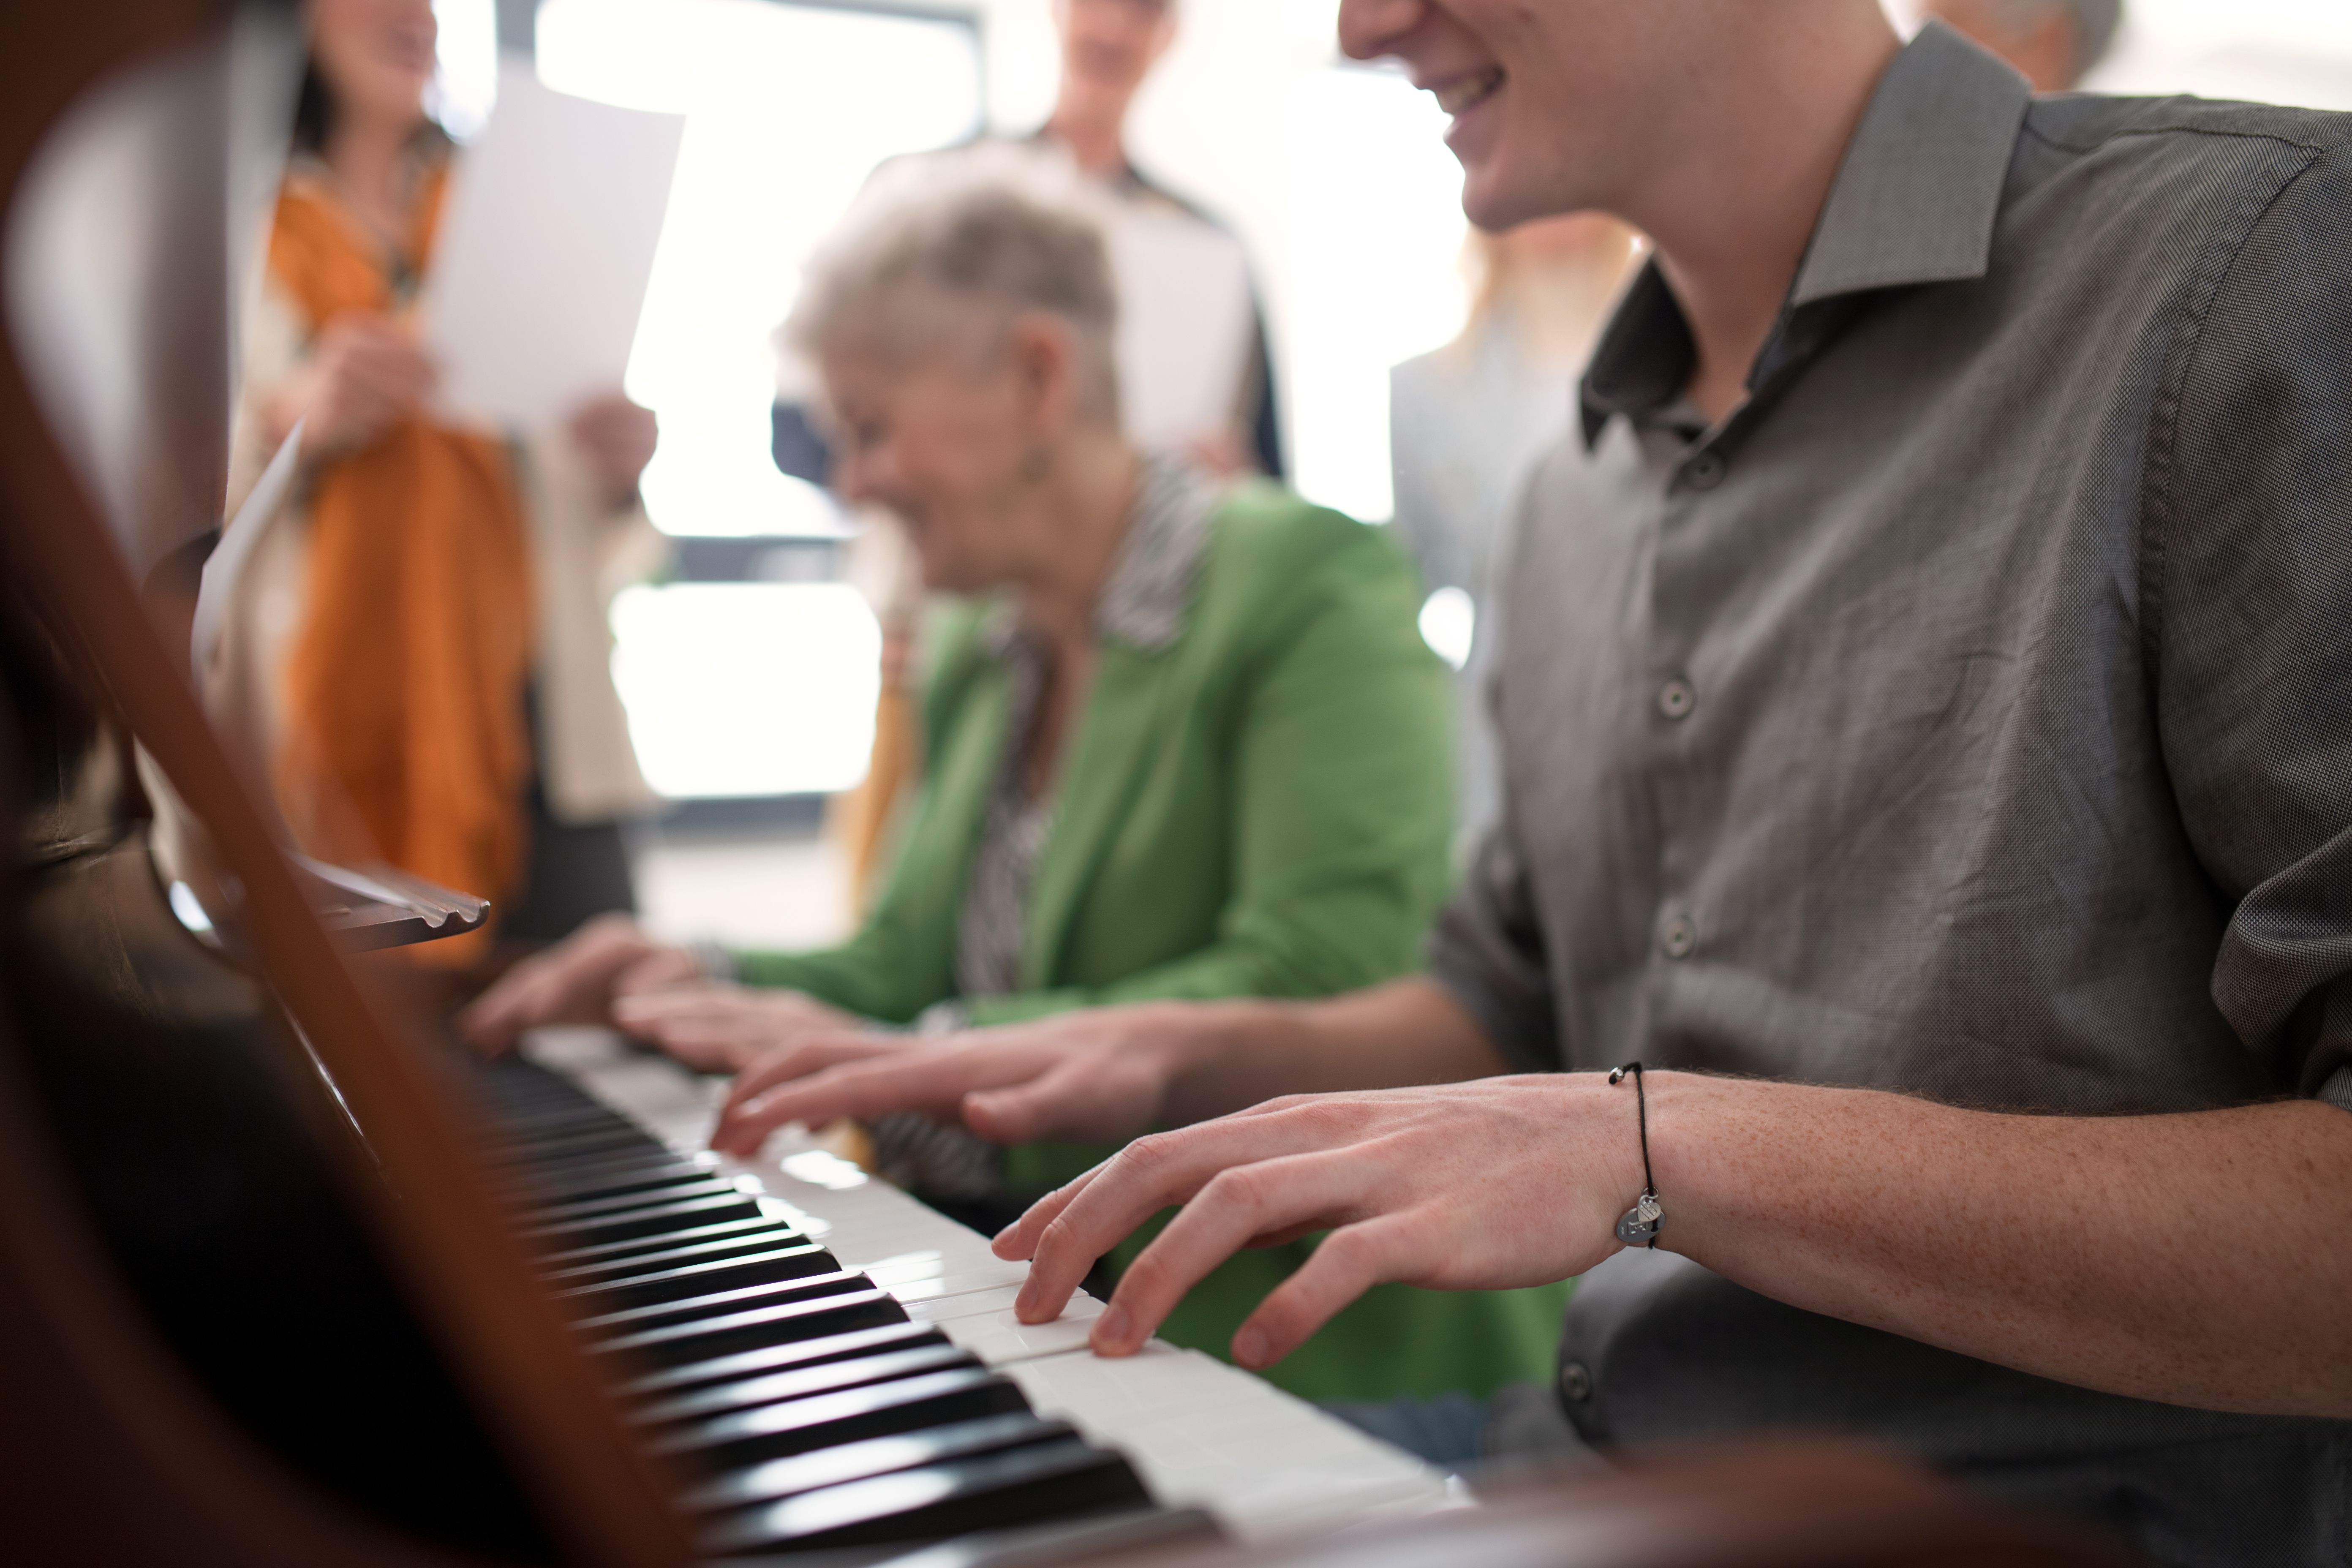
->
[222,0,664,964]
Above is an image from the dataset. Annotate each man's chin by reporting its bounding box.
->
[1460,168,1603,237]
[1459,180,1541,236]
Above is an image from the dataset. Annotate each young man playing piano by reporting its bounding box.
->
[683,4,2352,1562]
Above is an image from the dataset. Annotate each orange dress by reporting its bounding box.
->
[267,159,535,958]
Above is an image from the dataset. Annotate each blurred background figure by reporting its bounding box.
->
[216,0,664,966]
[1388,214,1642,854]
[468,172,1569,1406]
[1033,0,1282,482]
[1921,0,2124,90]
[790,0,1285,913]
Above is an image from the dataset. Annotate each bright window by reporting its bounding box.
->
[529,0,983,799]
[535,0,984,539]
[1274,65,1468,525]
[610,583,880,798]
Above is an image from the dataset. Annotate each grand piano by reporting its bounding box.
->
[0,4,2134,1565]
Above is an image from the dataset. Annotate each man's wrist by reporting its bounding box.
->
[1610,1070,1726,1260]
[1566,1067,1684,1254]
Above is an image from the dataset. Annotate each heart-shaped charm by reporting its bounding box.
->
[1615,1191,1664,1246]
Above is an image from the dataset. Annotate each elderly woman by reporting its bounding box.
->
[462,173,1567,1402]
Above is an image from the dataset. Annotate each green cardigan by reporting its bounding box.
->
[739,484,1565,1400]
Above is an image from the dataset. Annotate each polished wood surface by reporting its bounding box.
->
[0,3,686,1562]
[1078,1444,2133,1568]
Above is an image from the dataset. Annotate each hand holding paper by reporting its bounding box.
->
[421,60,684,433]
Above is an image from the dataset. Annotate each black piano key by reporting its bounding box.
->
[559,1241,840,1314]
[527,1191,768,1250]
[528,1177,743,1225]
[490,1100,636,1138]
[492,1124,664,1165]
[544,1228,819,1288]
[652,1366,1030,1471]
[684,1411,1070,1515]
[496,1114,659,1152]
[699,1435,1152,1554]
[544,1213,787,1268]
[595,1288,910,1369]
[516,1152,721,1205]
[574,1269,870,1336]
[623,1321,950,1399]
[510,1114,659,1152]
[634,1340,979,1428]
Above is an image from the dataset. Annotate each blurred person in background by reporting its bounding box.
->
[468,172,1569,1407]
[215,0,664,966]
[1920,0,2122,90]
[789,0,1287,914]
[1030,0,1284,482]
[1390,213,1641,853]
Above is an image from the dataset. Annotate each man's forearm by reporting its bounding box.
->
[1647,1073,2352,1418]
[1162,977,1508,1126]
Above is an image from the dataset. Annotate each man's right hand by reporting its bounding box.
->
[456,913,702,1054]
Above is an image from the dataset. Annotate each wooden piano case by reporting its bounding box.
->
[0,3,686,1563]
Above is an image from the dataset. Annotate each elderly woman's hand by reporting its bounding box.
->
[456,913,700,1054]
[610,985,860,1076]
[706,1004,1203,1158]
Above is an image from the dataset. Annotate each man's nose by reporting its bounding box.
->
[1337,0,1429,63]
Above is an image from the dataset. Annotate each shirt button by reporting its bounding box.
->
[1558,1360,1594,1403]
[1661,914,1697,959]
[1656,678,1696,721]
[1685,450,1728,490]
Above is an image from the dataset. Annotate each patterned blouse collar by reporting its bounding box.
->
[977,452,1218,659]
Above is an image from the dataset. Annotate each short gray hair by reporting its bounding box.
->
[784,153,1122,420]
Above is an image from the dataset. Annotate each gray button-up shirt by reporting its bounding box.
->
[1425,24,2352,1563]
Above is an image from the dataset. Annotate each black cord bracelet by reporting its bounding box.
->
[1607,1062,1663,1247]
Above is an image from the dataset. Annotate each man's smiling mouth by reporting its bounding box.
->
[1431,67,1505,117]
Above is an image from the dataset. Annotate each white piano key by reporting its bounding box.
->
[905,1286,1108,1331]
[901,1284,1020,1323]
[1009,1343,1274,1420]
[939,1307,1107,1364]
[1004,1342,1456,1540]
[858,1250,1032,1302]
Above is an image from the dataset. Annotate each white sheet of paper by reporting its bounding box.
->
[1107,210,1257,454]
[422,59,683,430]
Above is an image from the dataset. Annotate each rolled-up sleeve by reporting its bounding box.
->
[1426,821,1562,1075]
[2154,143,2352,1105]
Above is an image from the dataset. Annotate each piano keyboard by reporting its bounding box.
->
[493,1028,1459,1559]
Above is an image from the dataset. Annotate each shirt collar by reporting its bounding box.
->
[1579,22,2032,447]
[977,452,1219,659]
